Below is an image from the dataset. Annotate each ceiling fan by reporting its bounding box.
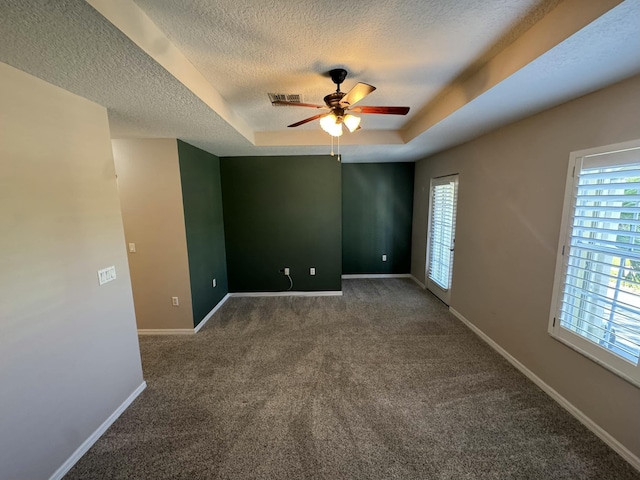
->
[272,68,410,137]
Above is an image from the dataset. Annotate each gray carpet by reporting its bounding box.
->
[66,279,640,479]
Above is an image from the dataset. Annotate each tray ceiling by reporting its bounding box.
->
[0,0,638,162]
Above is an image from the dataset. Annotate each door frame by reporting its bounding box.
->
[425,174,459,305]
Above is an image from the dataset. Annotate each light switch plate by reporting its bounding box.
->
[128,243,136,253]
[98,266,116,285]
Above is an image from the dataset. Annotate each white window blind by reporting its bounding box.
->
[550,141,640,386]
[428,179,457,290]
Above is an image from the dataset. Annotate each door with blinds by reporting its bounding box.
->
[426,175,459,305]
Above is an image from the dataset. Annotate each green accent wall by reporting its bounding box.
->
[220,156,342,292]
[342,163,414,274]
[177,140,229,327]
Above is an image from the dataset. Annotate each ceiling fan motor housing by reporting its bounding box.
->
[329,68,348,88]
[324,92,346,110]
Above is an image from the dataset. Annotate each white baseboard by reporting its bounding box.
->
[340,273,427,290]
[449,307,640,472]
[49,381,147,480]
[341,274,412,279]
[230,291,342,297]
[137,328,194,335]
[138,294,232,335]
[138,290,338,334]
[410,275,426,289]
[194,293,231,333]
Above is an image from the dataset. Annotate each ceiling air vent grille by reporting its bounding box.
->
[268,93,302,105]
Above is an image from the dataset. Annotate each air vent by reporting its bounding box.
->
[268,93,302,105]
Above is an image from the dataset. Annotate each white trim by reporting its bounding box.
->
[86,0,253,142]
[426,174,458,305]
[410,275,426,289]
[138,294,232,335]
[548,139,640,384]
[230,291,342,297]
[137,328,194,335]
[340,274,426,289]
[568,138,640,159]
[194,293,231,333]
[49,381,147,480]
[548,149,578,338]
[449,307,640,472]
[341,274,411,279]
[550,333,640,389]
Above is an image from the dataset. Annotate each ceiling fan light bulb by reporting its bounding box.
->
[344,114,361,133]
[329,123,343,136]
[320,114,343,136]
[320,114,336,133]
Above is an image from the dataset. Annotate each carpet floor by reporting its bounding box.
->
[66,279,640,479]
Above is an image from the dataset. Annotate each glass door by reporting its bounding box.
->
[426,175,459,305]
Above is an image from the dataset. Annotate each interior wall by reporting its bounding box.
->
[220,155,342,292]
[411,74,640,459]
[342,163,414,274]
[112,138,194,330]
[177,140,229,326]
[0,62,144,479]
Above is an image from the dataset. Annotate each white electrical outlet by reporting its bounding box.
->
[172,296,179,306]
[212,278,217,287]
[284,267,290,275]
[382,254,387,262]
[310,267,316,276]
[128,243,136,253]
[97,266,116,285]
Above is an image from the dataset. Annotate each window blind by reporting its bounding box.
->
[428,181,457,290]
[559,162,640,365]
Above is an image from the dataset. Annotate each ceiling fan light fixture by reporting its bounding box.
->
[320,114,343,137]
[343,114,361,133]
[329,123,343,137]
[280,69,409,138]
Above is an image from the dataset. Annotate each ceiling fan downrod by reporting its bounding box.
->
[329,68,348,92]
[324,69,349,107]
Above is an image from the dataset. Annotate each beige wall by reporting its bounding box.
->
[112,139,194,330]
[412,74,640,460]
[0,63,144,479]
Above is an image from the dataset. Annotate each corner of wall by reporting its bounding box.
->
[112,138,194,330]
[176,141,229,326]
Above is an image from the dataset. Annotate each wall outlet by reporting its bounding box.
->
[212,278,217,287]
[310,267,316,276]
[128,243,136,253]
[172,296,179,306]
[97,266,116,285]
[382,254,387,262]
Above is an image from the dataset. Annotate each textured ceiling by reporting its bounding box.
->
[132,0,560,131]
[0,0,638,162]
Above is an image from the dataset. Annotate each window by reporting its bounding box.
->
[427,175,458,294]
[549,140,640,386]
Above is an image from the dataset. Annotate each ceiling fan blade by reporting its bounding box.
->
[288,113,329,128]
[272,100,326,109]
[339,83,376,108]
[350,106,410,115]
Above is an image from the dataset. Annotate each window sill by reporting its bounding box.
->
[549,331,640,390]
